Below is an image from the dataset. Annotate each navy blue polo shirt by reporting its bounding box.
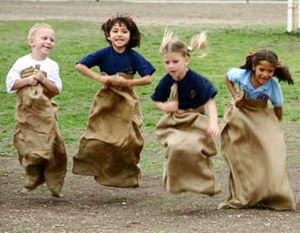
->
[151,69,217,110]
[77,46,155,77]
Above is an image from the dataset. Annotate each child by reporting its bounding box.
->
[73,15,155,188]
[6,23,67,197]
[151,29,221,195]
[219,49,295,210]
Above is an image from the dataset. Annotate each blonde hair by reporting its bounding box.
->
[27,23,53,40]
[159,28,208,57]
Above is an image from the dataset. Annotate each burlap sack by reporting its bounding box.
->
[220,97,295,210]
[73,74,143,188]
[13,65,67,194]
[155,84,221,195]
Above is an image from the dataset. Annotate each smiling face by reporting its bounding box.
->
[108,22,130,53]
[28,27,55,60]
[163,52,189,81]
[251,60,275,88]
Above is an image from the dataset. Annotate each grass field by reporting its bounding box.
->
[1,20,299,173]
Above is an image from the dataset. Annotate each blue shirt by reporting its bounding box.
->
[151,69,217,110]
[77,46,155,77]
[227,68,283,107]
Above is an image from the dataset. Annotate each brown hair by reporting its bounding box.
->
[101,15,141,48]
[241,49,294,85]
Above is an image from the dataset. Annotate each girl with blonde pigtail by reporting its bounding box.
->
[151,29,221,195]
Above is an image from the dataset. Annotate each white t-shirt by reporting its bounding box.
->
[6,54,62,93]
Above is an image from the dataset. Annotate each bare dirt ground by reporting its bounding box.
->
[0,1,288,26]
[1,1,300,233]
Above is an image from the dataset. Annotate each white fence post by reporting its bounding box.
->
[298,0,300,28]
[287,0,294,33]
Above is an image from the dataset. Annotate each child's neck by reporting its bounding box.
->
[250,73,261,88]
[112,45,126,54]
[30,52,47,61]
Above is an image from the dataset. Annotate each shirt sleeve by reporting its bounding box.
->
[77,50,103,68]
[46,62,62,93]
[227,68,243,83]
[196,76,217,104]
[270,79,283,107]
[131,51,156,77]
[151,76,172,102]
[6,62,21,93]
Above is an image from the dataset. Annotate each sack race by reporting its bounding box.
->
[155,84,221,195]
[73,74,143,188]
[219,96,295,210]
[14,65,67,195]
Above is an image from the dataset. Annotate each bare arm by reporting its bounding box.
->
[225,75,237,97]
[153,101,178,113]
[127,75,152,87]
[109,74,152,88]
[206,98,219,138]
[274,106,283,121]
[11,76,38,91]
[225,75,244,107]
[33,70,59,96]
[75,63,110,85]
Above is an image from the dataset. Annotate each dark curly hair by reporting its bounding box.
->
[101,15,141,49]
[241,49,294,85]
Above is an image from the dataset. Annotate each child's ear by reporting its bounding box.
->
[28,38,34,48]
[185,56,190,65]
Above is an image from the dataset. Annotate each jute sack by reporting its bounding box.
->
[14,65,67,194]
[73,74,143,188]
[155,84,221,195]
[219,97,295,210]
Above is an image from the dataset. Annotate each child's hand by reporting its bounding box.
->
[234,91,245,108]
[109,75,130,87]
[26,76,38,86]
[33,69,46,84]
[101,75,112,89]
[207,121,219,139]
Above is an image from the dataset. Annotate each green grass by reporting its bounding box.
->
[1,21,299,174]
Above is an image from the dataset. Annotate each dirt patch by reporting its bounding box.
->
[0,1,287,26]
[1,1,299,233]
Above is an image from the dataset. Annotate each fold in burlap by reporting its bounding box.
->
[14,65,67,194]
[73,74,143,188]
[155,84,221,195]
[220,98,295,210]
